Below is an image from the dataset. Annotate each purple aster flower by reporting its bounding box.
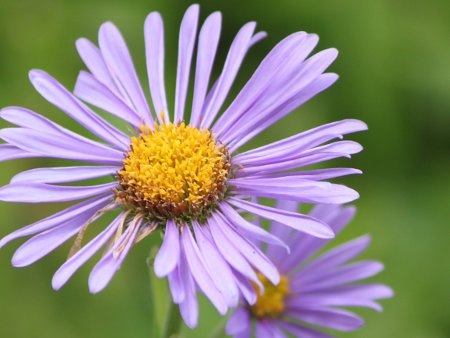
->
[0,5,367,327]
[226,201,393,337]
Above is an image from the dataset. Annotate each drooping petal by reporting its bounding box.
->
[154,219,179,277]
[177,247,199,328]
[0,194,112,249]
[226,307,251,335]
[0,144,38,161]
[52,212,125,290]
[279,322,334,338]
[88,218,141,293]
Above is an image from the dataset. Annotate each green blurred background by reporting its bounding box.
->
[0,0,449,337]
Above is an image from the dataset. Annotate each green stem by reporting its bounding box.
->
[162,300,183,338]
[146,251,161,338]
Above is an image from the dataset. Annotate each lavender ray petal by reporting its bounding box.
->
[254,168,362,181]
[76,38,120,96]
[173,4,199,123]
[199,22,257,129]
[279,322,334,338]
[144,12,169,123]
[11,165,118,184]
[178,247,199,328]
[221,49,338,145]
[11,205,103,267]
[88,218,141,293]
[278,205,356,272]
[300,235,371,275]
[0,128,123,165]
[154,219,179,277]
[98,22,152,123]
[229,73,339,152]
[189,11,221,127]
[0,144,38,161]
[0,194,112,249]
[213,32,314,136]
[214,212,279,285]
[286,307,364,332]
[193,221,239,307]
[234,119,368,165]
[226,308,251,335]
[52,212,124,290]
[29,70,130,149]
[255,320,288,338]
[298,261,385,292]
[0,182,116,203]
[238,140,363,176]
[230,177,359,204]
[181,226,228,314]
[167,266,185,303]
[205,216,259,284]
[74,71,144,126]
[233,270,257,305]
[219,202,289,252]
[228,198,334,239]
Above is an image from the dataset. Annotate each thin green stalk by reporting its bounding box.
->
[146,249,161,338]
[162,299,183,338]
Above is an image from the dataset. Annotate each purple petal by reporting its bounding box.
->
[233,270,257,305]
[189,12,221,127]
[280,322,334,338]
[214,212,279,285]
[98,22,152,123]
[257,168,362,181]
[74,71,144,126]
[229,73,339,151]
[0,128,122,165]
[193,222,239,307]
[219,202,289,252]
[11,205,104,267]
[300,235,371,275]
[52,212,125,289]
[0,182,116,203]
[180,226,228,314]
[29,70,129,149]
[255,320,288,338]
[88,218,141,293]
[0,194,112,249]
[230,177,359,204]
[199,22,257,129]
[173,4,199,123]
[235,119,368,165]
[76,38,120,95]
[0,144,37,161]
[154,219,179,277]
[145,12,169,123]
[226,308,251,335]
[167,266,185,303]
[213,32,314,137]
[178,248,199,328]
[228,198,334,239]
[11,165,118,184]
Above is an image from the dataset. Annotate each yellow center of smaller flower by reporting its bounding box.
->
[250,273,289,318]
[116,123,231,221]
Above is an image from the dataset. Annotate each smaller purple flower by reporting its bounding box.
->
[226,201,393,338]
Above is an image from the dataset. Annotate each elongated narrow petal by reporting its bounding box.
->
[52,212,125,289]
[0,182,116,203]
[173,4,199,123]
[0,144,37,161]
[228,198,334,238]
[11,165,118,184]
[154,219,180,277]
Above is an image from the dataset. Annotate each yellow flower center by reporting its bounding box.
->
[115,123,231,222]
[250,273,289,318]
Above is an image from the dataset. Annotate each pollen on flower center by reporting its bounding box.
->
[250,273,289,318]
[115,122,231,222]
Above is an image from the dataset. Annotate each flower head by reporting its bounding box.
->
[226,202,393,337]
[0,5,366,327]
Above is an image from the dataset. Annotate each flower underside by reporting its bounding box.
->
[115,122,231,223]
[251,273,289,318]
